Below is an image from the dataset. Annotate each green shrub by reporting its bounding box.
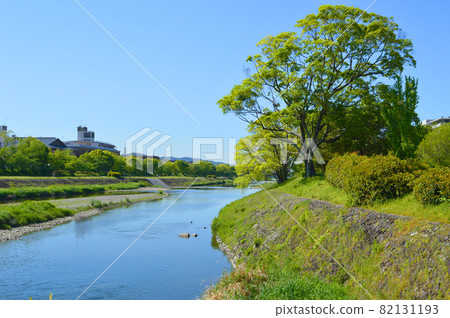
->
[325,153,366,189]
[107,171,122,178]
[207,175,217,179]
[413,168,450,205]
[350,156,413,205]
[326,154,413,205]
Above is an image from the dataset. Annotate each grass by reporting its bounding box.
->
[204,267,352,300]
[0,191,167,229]
[0,182,151,201]
[0,201,74,229]
[210,188,450,299]
[0,176,112,179]
[276,176,450,224]
[276,176,348,205]
[372,194,450,224]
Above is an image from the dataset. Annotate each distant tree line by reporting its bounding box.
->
[0,134,236,178]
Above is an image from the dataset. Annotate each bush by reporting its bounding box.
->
[107,171,122,178]
[325,153,366,189]
[416,124,450,168]
[207,175,217,179]
[413,168,450,205]
[326,154,413,205]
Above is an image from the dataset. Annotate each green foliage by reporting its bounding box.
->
[0,202,74,229]
[325,153,367,190]
[278,176,348,206]
[235,126,299,185]
[218,5,415,178]
[78,150,115,176]
[379,75,426,159]
[416,124,450,168]
[215,164,236,177]
[204,267,351,300]
[174,160,190,175]
[326,154,413,205]
[278,175,449,223]
[413,168,450,205]
[257,269,351,300]
[0,137,50,176]
[49,149,77,172]
[209,186,450,300]
[107,171,122,178]
[1,138,236,178]
[0,182,144,201]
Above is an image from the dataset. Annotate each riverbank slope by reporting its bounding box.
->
[206,179,450,300]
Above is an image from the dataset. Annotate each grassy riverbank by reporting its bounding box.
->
[0,181,151,201]
[149,176,234,188]
[0,202,73,229]
[207,177,450,300]
[0,191,167,230]
[278,176,450,224]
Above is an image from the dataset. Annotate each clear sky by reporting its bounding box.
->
[1,0,449,160]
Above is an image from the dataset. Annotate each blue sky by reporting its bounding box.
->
[1,0,449,159]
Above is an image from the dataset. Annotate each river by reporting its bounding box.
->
[0,187,257,300]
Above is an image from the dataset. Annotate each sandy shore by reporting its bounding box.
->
[0,192,167,243]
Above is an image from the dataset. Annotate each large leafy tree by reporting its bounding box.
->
[218,5,415,178]
[49,149,77,171]
[79,150,115,175]
[11,137,50,175]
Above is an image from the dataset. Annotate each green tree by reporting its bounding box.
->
[159,161,179,176]
[218,5,415,178]
[49,149,77,172]
[235,127,299,186]
[416,124,450,168]
[79,150,115,175]
[11,137,50,175]
[0,131,18,175]
[379,75,426,159]
[111,153,127,175]
[189,161,215,177]
[174,160,190,175]
[324,93,389,157]
[216,164,235,177]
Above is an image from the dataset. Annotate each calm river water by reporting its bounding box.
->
[0,188,257,300]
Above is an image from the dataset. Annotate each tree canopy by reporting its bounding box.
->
[218,5,415,178]
[379,75,426,159]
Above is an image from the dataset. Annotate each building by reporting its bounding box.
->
[64,126,120,157]
[0,125,119,156]
[421,117,450,129]
[0,125,6,148]
[35,137,68,152]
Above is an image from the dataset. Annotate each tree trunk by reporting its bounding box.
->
[304,159,316,178]
[275,169,288,184]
